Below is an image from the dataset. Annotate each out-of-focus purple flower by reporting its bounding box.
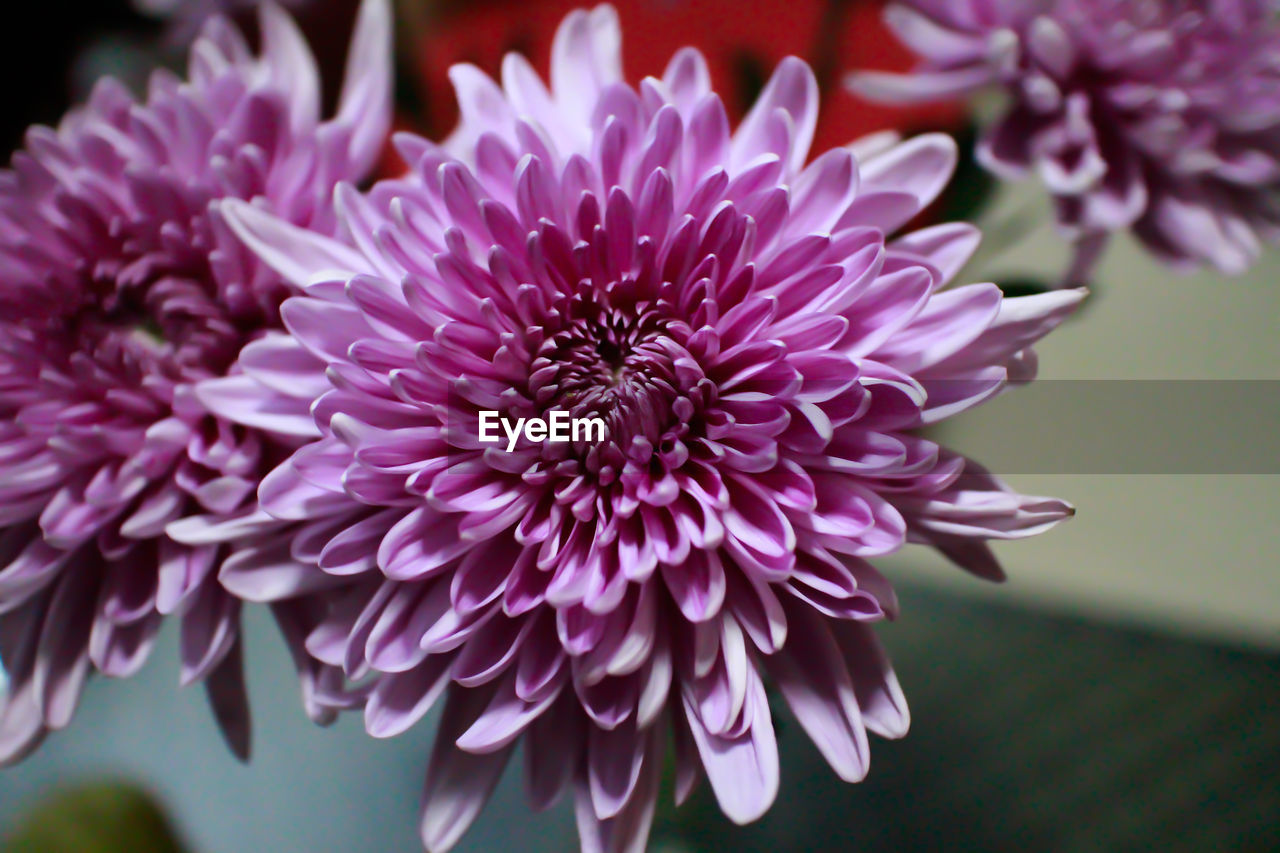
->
[135,0,309,44]
[204,6,1082,850]
[850,0,1280,280]
[0,0,390,763]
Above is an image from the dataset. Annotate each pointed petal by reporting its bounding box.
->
[683,668,779,824]
[419,686,514,852]
[766,599,870,782]
[217,199,370,288]
[333,0,393,174]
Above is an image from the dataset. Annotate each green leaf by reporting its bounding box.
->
[2,781,188,853]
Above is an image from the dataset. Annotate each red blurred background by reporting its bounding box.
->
[402,0,958,155]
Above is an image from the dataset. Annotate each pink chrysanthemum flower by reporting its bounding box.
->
[850,0,1280,281]
[0,0,390,762]
[204,6,1082,850]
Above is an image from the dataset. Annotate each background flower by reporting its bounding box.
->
[205,6,1083,850]
[850,0,1280,282]
[0,0,390,763]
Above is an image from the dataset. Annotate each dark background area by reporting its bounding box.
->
[0,1,141,152]
[660,584,1280,852]
[0,0,367,154]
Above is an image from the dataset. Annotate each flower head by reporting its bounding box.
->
[0,0,390,762]
[214,6,1082,850]
[851,0,1280,277]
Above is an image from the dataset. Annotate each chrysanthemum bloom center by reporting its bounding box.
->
[58,270,253,387]
[517,288,709,484]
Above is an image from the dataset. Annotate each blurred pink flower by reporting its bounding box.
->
[0,0,390,762]
[851,0,1280,281]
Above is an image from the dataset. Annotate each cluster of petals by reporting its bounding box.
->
[0,0,390,761]
[852,0,1280,277]
[187,6,1085,851]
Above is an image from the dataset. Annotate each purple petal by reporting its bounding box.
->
[765,598,870,782]
[419,686,514,852]
[683,666,779,824]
